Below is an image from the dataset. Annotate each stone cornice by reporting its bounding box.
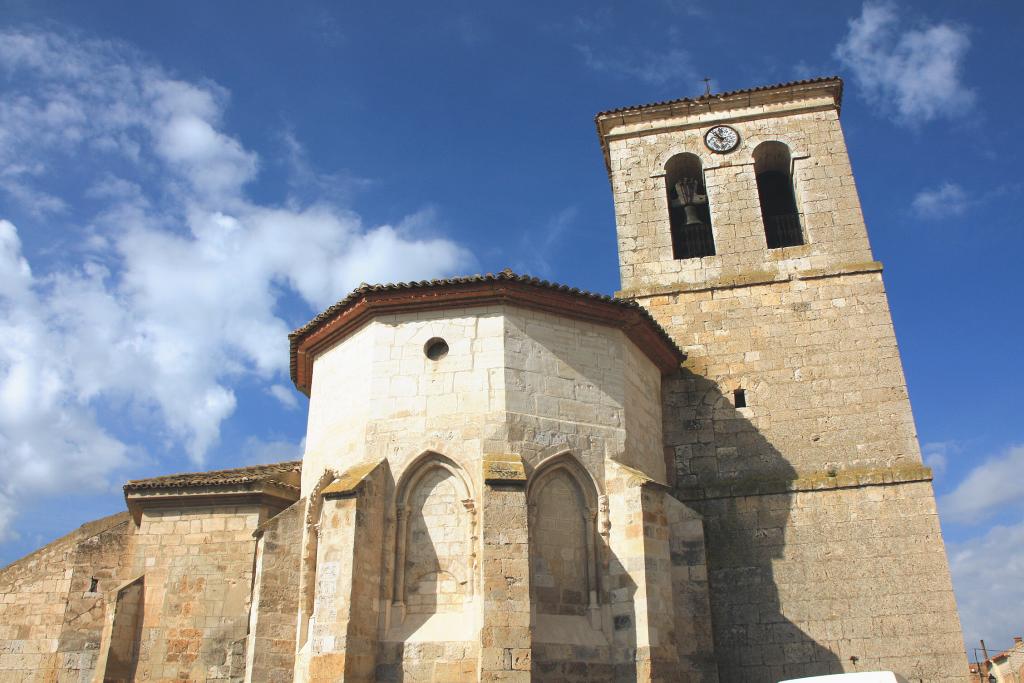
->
[676,463,933,503]
[482,453,527,487]
[595,77,843,174]
[124,480,299,524]
[617,261,884,300]
[321,460,385,500]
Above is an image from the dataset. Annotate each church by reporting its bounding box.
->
[0,77,968,682]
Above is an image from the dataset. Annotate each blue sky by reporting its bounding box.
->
[0,0,1021,656]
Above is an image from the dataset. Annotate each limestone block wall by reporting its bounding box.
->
[302,321,374,494]
[305,304,667,494]
[403,466,472,615]
[658,271,920,482]
[478,461,532,683]
[642,262,966,682]
[304,308,507,494]
[666,496,717,681]
[602,87,966,680]
[60,514,136,682]
[0,512,133,682]
[608,104,874,293]
[698,482,965,682]
[129,504,263,681]
[101,576,145,682]
[247,499,303,683]
[299,301,689,681]
[502,307,665,482]
[301,462,388,681]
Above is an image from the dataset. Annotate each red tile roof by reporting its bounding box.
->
[289,269,687,395]
[594,76,843,119]
[124,461,301,491]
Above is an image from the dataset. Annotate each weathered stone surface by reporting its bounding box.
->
[0,512,132,683]
[248,499,303,683]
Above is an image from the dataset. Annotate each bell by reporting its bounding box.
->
[683,204,704,226]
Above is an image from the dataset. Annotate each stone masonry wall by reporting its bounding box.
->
[605,91,967,680]
[609,105,874,293]
[0,511,132,682]
[303,303,689,681]
[502,307,666,483]
[658,271,920,481]
[697,481,965,682]
[530,471,589,616]
[102,577,145,681]
[404,467,472,614]
[130,504,263,681]
[644,269,965,683]
[248,499,303,683]
[665,495,717,682]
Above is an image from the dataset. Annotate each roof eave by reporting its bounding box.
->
[124,479,300,525]
[594,76,844,175]
[289,276,686,395]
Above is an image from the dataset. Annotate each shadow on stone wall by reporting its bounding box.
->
[665,368,842,682]
[375,460,479,683]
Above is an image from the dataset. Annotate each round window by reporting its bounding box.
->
[424,338,449,361]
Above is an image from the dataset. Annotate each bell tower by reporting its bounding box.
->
[597,78,968,681]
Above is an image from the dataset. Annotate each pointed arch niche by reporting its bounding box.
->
[528,453,603,640]
[387,452,476,641]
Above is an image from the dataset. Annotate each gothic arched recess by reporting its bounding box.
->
[390,453,476,622]
[527,454,601,621]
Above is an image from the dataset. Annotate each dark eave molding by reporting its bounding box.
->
[290,278,686,396]
[124,480,300,525]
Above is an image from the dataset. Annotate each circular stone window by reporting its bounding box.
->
[423,337,449,361]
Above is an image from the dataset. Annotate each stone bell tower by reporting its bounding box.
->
[597,78,968,681]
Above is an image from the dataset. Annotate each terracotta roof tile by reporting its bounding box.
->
[289,269,686,389]
[124,460,301,492]
[594,76,843,119]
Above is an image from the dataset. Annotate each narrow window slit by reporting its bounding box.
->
[89,577,99,592]
[734,388,747,408]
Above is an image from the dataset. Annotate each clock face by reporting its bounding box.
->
[704,125,740,153]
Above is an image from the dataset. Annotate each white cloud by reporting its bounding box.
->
[911,181,969,220]
[0,29,474,540]
[576,45,697,88]
[940,444,1024,524]
[269,384,299,410]
[923,440,959,475]
[835,2,974,125]
[0,221,131,541]
[948,519,1024,653]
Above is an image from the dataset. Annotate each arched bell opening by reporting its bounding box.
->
[754,141,804,248]
[665,153,716,259]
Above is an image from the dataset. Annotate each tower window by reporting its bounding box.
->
[754,141,803,249]
[89,577,99,592]
[733,388,747,408]
[665,153,715,259]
